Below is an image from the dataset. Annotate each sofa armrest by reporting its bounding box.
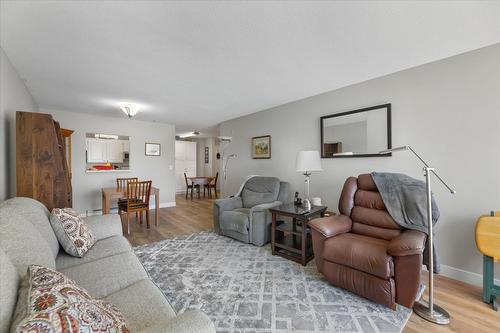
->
[137,310,215,333]
[388,230,426,256]
[309,215,352,239]
[84,214,123,240]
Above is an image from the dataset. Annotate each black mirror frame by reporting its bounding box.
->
[320,103,392,158]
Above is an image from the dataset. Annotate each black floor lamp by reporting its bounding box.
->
[379,145,456,325]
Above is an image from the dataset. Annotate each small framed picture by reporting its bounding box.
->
[204,147,209,163]
[145,143,161,156]
[251,135,271,159]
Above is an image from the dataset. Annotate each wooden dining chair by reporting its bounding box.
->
[116,177,138,202]
[116,177,138,191]
[204,172,218,198]
[184,173,200,200]
[118,180,152,234]
[116,177,139,220]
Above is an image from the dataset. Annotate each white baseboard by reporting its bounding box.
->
[423,264,500,287]
[158,202,176,208]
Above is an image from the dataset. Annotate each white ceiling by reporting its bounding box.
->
[2,1,500,135]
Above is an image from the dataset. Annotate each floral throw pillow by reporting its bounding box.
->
[50,208,96,257]
[14,265,129,333]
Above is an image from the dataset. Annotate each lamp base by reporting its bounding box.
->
[303,199,311,210]
[413,300,450,325]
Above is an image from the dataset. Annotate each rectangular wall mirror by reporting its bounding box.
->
[320,104,391,158]
[85,133,130,172]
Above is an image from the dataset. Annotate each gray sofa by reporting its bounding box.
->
[213,176,290,246]
[0,197,215,333]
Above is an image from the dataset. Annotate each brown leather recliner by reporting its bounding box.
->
[309,174,426,309]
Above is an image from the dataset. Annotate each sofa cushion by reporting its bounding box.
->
[56,236,132,270]
[241,177,280,208]
[0,248,19,333]
[104,279,176,332]
[11,265,128,332]
[59,252,148,298]
[0,197,59,257]
[323,233,394,279]
[0,211,56,276]
[50,208,96,257]
[84,214,123,240]
[220,210,249,234]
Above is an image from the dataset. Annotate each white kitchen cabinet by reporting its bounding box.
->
[87,138,106,163]
[86,138,124,163]
[107,141,124,163]
[122,139,130,152]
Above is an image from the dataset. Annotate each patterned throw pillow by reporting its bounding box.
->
[50,208,96,257]
[14,265,129,333]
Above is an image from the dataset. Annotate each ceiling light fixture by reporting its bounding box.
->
[119,103,140,118]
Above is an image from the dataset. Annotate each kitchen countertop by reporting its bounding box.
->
[85,169,131,173]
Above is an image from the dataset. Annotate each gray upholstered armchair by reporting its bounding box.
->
[213,176,291,246]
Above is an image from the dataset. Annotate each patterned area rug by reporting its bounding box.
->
[134,232,415,333]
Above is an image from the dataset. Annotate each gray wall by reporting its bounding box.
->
[220,43,500,284]
[194,137,220,178]
[0,47,39,201]
[49,110,176,214]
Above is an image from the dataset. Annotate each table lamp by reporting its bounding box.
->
[379,145,456,325]
[296,151,323,210]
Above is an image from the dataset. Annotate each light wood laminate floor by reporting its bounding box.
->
[124,194,500,332]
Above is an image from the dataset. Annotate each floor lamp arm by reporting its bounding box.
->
[407,146,456,194]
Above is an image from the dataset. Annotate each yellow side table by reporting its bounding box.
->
[475,211,500,311]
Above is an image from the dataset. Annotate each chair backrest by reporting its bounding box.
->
[241,176,281,208]
[127,181,152,207]
[213,172,218,187]
[184,173,189,187]
[339,174,402,241]
[117,177,138,191]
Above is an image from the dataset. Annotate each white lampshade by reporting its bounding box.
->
[296,150,323,172]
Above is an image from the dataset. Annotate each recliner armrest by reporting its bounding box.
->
[387,230,426,256]
[309,215,352,239]
[214,197,243,213]
[250,201,282,213]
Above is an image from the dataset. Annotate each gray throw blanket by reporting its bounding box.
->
[371,172,440,273]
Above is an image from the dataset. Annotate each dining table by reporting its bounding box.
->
[101,186,160,226]
[187,176,215,199]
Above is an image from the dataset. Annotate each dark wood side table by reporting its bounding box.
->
[269,203,327,266]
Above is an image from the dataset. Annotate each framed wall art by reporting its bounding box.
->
[251,135,271,159]
[145,142,161,156]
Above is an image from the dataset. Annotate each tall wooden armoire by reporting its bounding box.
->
[16,111,73,210]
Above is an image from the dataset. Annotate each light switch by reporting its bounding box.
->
[169,165,173,171]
